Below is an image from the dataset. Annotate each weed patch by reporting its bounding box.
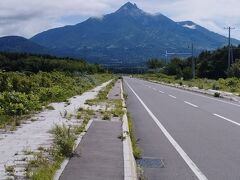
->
[127,112,142,159]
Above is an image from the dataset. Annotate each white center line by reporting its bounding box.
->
[159,90,165,94]
[125,81,208,180]
[213,114,240,126]
[169,95,177,99]
[184,101,199,108]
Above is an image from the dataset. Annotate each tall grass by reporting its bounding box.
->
[127,112,142,159]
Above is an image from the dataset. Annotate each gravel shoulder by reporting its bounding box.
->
[0,81,110,179]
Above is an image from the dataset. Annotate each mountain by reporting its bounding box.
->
[0,36,50,54]
[1,2,238,65]
[30,2,239,65]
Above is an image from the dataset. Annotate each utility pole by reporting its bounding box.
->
[191,43,195,79]
[224,27,235,68]
[165,50,168,63]
[231,44,234,64]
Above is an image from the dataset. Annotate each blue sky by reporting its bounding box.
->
[0,0,239,39]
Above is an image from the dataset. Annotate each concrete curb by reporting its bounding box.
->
[146,79,240,103]
[120,79,138,180]
[54,80,113,180]
[53,120,94,180]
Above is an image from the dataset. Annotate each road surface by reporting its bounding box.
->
[124,77,240,180]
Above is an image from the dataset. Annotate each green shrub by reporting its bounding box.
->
[212,83,220,90]
[0,92,41,116]
[103,112,111,120]
[0,71,112,126]
[52,125,76,157]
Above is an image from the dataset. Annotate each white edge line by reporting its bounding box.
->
[125,80,208,180]
[184,101,199,108]
[169,95,177,99]
[213,114,240,126]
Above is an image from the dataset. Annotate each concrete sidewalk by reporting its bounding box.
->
[59,80,125,180]
[59,120,124,180]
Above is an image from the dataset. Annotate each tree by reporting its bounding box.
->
[227,60,240,78]
[146,58,164,70]
[164,58,183,76]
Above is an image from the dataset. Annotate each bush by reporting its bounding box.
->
[0,71,112,126]
[52,125,76,157]
[182,67,192,80]
[227,60,240,78]
[212,83,220,90]
[0,92,41,116]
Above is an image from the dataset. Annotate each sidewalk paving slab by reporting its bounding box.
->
[59,120,124,180]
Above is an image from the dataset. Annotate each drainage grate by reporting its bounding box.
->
[136,157,165,168]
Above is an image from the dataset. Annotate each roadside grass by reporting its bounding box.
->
[85,79,116,106]
[137,165,145,180]
[1,74,114,179]
[52,125,76,157]
[26,106,98,179]
[85,77,125,120]
[127,112,142,159]
[5,165,15,176]
[0,73,113,130]
[26,77,124,179]
[26,150,64,180]
[136,73,240,95]
[46,105,55,110]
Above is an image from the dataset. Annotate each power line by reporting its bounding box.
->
[164,43,195,79]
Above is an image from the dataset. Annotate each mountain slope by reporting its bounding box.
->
[29,2,239,64]
[0,36,50,54]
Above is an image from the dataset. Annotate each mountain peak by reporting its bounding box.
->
[116,2,145,16]
[120,2,138,10]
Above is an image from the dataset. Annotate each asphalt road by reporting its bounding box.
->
[124,77,240,180]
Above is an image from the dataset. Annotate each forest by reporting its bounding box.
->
[142,45,240,95]
[146,45,240,79]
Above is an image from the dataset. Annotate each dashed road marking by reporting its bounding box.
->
[125,81,208,180]
[213,114,240,126]
[184,101,199,108]
[169,95,177,99]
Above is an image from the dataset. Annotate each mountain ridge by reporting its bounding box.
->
[0,2,239,65]
[0,36,50,54]
[30,2,239,64]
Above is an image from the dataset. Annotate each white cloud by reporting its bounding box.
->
[137,0,240,39]
[0,0,239,39]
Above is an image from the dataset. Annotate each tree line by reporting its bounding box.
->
[146,45,240,79]
[0,52,105,74]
